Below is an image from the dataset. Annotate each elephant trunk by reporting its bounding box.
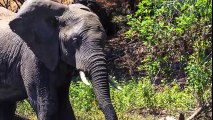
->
[86,52,117,120]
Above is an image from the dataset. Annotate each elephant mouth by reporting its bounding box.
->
[78,71,122,90]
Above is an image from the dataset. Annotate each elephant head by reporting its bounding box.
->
[9,0,117,119]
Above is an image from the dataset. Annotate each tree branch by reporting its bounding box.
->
[0,2,4,7]
[186,107,203,120]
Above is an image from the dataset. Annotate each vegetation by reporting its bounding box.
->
[16,80,197,119]
[1,0,211,119]
[126,0,212,108]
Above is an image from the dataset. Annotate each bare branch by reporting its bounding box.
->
[14,0,21,11]
[2,0,10,9]
[17,0,25,4]
[0,3,4,7]
[186,107,203,120]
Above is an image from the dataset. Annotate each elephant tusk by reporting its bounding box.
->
[79,71,122,90]
[109,77,122,91]
[79,71,91,86]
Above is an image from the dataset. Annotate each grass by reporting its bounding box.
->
[16,101,36,120]
[16,77,205,120]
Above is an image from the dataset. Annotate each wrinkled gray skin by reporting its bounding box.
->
[0,6,74,119]
[0,0,117,120]
[0,9,29,120]
[0,7,21,119]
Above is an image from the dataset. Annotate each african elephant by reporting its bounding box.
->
[0,7,32,120]
[0,0,118,120]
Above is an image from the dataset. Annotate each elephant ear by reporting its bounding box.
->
[9,0,68,71]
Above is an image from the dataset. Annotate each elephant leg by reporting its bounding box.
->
[21,61,59,120]
[58,81,76,120]
[0,101,16,120]
[25,81,59,120]
[24,76,59,120]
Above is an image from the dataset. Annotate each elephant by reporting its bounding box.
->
[0,0,119,119]
[0,7,31,120]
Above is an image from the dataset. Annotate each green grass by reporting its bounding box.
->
[16,100,36,120]
[16,78,206,120]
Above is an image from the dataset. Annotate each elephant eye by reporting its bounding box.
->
[72,37,82,49]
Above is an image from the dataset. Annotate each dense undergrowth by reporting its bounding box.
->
[125,0,212,109]
[17,79,204,119]
[1,0,211,119]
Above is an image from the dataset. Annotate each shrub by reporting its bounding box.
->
[126,0,212,79]
[185,38,212,106]
[126,0,212,107]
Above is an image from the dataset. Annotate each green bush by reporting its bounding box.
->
[112,78,195,112]
[126,0,212,77]
[186,39,212,106]
[69,80,96,112]
[155,81,195,110]
[16,100,36,119]
[126,0,212,106]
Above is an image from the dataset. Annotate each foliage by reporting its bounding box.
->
[17,79,197,119]
[126,0,212,77]
[69,80,97,112]
[126,0,212,106]
[16,100,36,120]
[155,81,195,110]
[112,78,195,113]
[185,38,212,106]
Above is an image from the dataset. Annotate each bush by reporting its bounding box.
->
[16,100,36,119]
[69,80,96,112]
[186,39,212,106]
[126,0,212,106]
[126,0,212,78]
